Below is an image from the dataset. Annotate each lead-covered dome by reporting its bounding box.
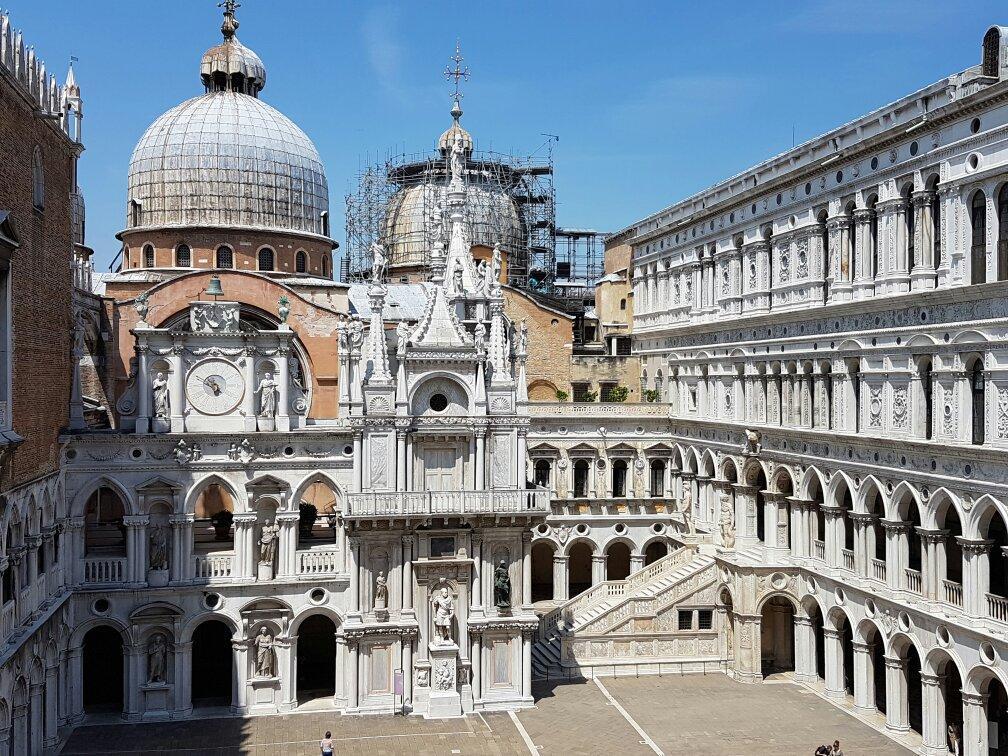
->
[121,4,329,240]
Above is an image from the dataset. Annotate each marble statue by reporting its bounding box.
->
[744,428,762,455]
[474,321,487,358]
[134,292,149,323]
[227,442,241,461]
[149,526,168,570]
[152,372,169,418]
[253,627,275,677]
[517,319,528,355]
[348,317,365,354]
[257,372,278,417]
[490,243,502,290]
[336,317,348,355]
[680,484,695,535]
[259,519,279,564]
[493,560,511,609]
[720,493,736,549]
[72,310,86,354]
[370,241,388,283]
[474,260,489,295]
[450,131,465,186]
[396,321,411,356]
[374,571,388,610]
[277,296,290,324]
[431,585,455,644]
[452,259,463,296]
[147,633,167,684]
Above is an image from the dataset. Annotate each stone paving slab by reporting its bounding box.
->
[600,674,913,755]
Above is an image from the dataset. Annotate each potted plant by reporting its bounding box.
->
[608,385,629,403]
[210,509,233,541]
[298,501,318,539]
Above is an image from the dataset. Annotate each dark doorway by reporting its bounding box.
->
[606,542,631,580]
[568,542,592,597]
[644,541,668,565]
[82,626,124,712]
[531,543,555,602]
[296,615,337,702]
[191,620,233,707]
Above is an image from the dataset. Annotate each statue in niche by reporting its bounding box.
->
[493,560,511,609]
[253,627,275,677]
[396,321,410,356]
[474,321,487,359]
[259,519,279,564]
[680,484,694,535]
[257,372,278,417]
[451,259,463,296]
[490,243,502,290]
[517,319,528,355]
[374,571,388,610]
[152,372,169,418]
[431,585,455,645]
[149,525,168,570]
[370,241,387,284]
[720,493,735,550]
[147,633,167,684]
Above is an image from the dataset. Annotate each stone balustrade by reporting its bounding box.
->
[296,548,341,577]
[344,488,549,519]
[83,556,125,585]
[192,553,233,580]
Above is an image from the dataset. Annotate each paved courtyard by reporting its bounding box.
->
[60,675,913,755]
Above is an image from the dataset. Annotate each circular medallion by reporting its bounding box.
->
[185,358,245,415]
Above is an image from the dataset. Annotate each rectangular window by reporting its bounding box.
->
[430,536,455,558]
[600,383,617,402]
[615,337,632,356]
[572,382,593,402]
[698,610,713,630]
[677,610,693,631]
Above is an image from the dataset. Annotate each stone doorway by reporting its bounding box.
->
[760,597,795,676]
[83,625,124,713]
[191,620,233,708]
[296,614,337,704]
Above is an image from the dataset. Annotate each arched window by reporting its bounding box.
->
[904,185,915,273]
[175,244,191,267]
[867,196,879,280]
[295,250,307,274]
[921,358,933,440]
[143,244,155,268]
[971,358,985,445]
[533,460,550,488]
[216,246,233,269]
[619,298,626,311]
[321,255,329,278]
[611,459,627,497]
[31,147,44,210]
[984,28,1001,77]
[818,210,830,300]
[928,177,941,271]
[320,211,330,238]
[258,247,275,272]
[130,200,141,227]
[998,184,1008,281]
[971,191,987,285]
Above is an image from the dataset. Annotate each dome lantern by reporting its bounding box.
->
[200,0,266,97]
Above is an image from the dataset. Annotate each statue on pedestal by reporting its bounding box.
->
[259,519,279,564]
[253,627,275,677]
[147,634,167,684]
[152,372,169,418]
[257,372,278,417]
[431,585,455,645]
[149,526,168,570]
[720,493,736,550]
[374,571,388,610]
[396,321,410,356]
[493,560,511,610]
[490,243,502,291]
[449,132,465,187]
[370,241,388,284]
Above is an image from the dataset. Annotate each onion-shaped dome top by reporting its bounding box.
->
[125,92,329,237]
[438,100,473,157]
[201,37,266,96]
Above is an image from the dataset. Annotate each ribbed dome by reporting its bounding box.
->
[384,181,522,269]
[125,92,329,238]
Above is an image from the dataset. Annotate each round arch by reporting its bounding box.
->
[179,611,241,645]
[184,474,245,516]
[408,373,473,415]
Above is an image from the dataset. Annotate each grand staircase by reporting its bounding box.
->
[533,544,718,679]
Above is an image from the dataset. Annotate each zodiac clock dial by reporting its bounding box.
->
[185,359,245,415]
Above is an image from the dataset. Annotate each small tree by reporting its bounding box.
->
[555,389,569,402]
[608,385,630,403]
[210,510,233,541]
[642,388,660,403]
[298,501,318,539]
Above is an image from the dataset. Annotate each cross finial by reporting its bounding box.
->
[443,41,469,103]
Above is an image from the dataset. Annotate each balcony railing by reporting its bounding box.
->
[904,568,923,595]
[193,553,233,580]
[345,489,550,518]
[988,593,1008,623]
[83,556,126,584]
[0,601,14,640]
[297,548,341,577]
[943,579,963,608]
[841,548,855,572]
[870,558,887,583]
[813,540,825,561]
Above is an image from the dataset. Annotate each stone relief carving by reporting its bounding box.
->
[892,386,908,430]
[190,302,239,333]
[868,386,883,428]
[149,526,168,570]
[433,658,455,691]
[998,387,1008,440]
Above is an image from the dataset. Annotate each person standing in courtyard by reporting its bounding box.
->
[320,730,333,756]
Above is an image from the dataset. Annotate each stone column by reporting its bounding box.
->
[169,343,185,432]
[591,555,606,586]
[918,528,948,604]
[630,552,644,573]
[793,616,817,683]
[403,634,414,710]
[401,536,414,617]
[349,537,361,619]
[470,631,481,706]
[881,520,907,592]
[884,656,911,733]
[11,703,26,756]
[136,344,151,433]
[29,682,43,753]
[522,531,532,607]
[920,672,947,755]
[43,664,58,748]
[348,640,360,710]
[522,630,533,702]
[959,538,993,618]
[911,190,937,290]
[852,208,875,300]
[242,345,257,431]
[852,641,875,713]
[962,691,989,755]
[351,432,363,493]
[822,628,845,698]
[475,430,486,491]
[67,645,83,724]
[174,640,192,716]
[232,514,254,581]
[470,531,483,615]
[553,554,568,601]
[275,513,299,578]
[275,344,291,432]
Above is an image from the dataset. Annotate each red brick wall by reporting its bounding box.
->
[0,72,76,487]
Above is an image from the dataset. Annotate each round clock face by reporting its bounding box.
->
[185,359,245,415]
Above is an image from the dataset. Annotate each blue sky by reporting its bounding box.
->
[9,1,1005,271]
